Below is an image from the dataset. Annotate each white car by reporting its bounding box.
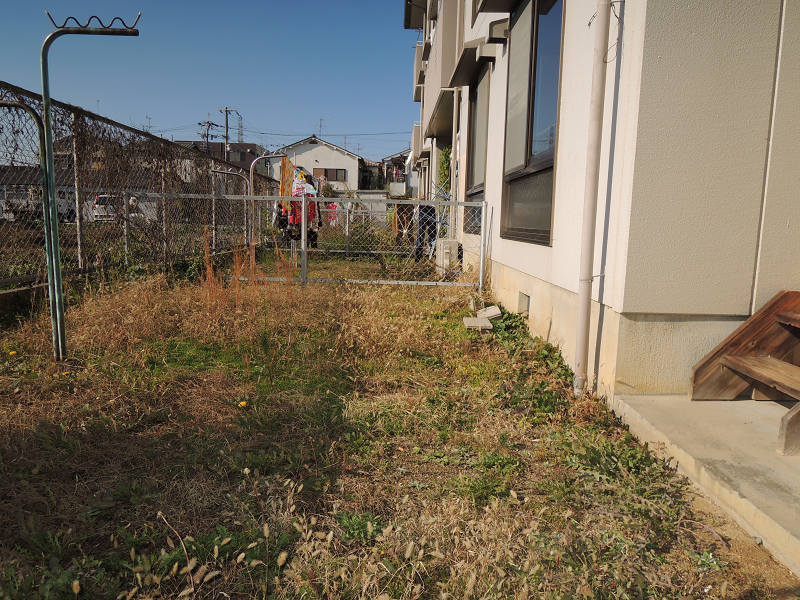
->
[91,195,118,222]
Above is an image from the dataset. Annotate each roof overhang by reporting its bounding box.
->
[404,0,425,29]
[424,89,454,140]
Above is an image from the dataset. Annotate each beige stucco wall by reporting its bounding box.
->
[492,261,621,399]
[614,314,744,395]
[623,1,782,315]
[268,142,359,192]
[752,1,800,309]
[493,260,746,395]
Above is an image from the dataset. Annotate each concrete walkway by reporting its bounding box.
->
[610,395,800,577]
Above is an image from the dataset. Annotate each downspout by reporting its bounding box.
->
[573,0,612,396]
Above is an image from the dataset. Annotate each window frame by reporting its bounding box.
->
[464,63,490,235]
[466,63,490,197]
[313,168,347,182]
[500,0,565,245]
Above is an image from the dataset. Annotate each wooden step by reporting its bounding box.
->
[720,355,800,454]
[691,290,800,400]
[775,312,800,329]
[720,355,800,400]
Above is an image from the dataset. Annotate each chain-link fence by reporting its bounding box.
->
[0,81,277,290]
[236,196,486,287]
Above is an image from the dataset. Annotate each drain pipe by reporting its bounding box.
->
[573,0,613,396]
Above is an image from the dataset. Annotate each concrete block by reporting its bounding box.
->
[463,316,493,331]
[476,305,502,320]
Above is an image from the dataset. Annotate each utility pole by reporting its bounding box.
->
[317,117,326,137]
[218,107,241,162]
[198,114,221,155]
[144,114,152,132]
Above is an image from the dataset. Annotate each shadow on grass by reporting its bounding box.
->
[0,330,357,598]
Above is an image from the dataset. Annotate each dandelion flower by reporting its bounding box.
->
[8,350,17,356]
[238,400,247,407]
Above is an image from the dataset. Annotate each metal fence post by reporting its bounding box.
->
[345,199,350,256]
[123,193,129,266]
[71,111,83,271]
[161,160,167,266]
[301,195,308,287]
[40,41,68,360]
[257,199,262,245]
[478,201,488,293]
[242,189,247,243]
[210,161,217,251]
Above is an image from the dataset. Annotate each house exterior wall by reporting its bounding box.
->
[268,141,359,192]
[752,0,800,310]
[482,0,646,394]
[405,0,800,396]
[623,0,783,316]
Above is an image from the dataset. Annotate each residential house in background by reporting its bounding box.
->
[382,149,414,196]
[405,0,800,573]
[360,158,384,190]
[267,135,381,192]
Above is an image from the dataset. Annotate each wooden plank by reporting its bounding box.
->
[778,401,800,455]
[775,312,800,329]
[752,384,796,402]
[720,355,800,400]
[691,290,800,400]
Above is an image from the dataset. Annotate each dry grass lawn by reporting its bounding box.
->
[1,269,799,599]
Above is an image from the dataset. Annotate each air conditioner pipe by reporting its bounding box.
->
[573,0,612,397]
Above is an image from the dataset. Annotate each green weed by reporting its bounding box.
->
[450,473,509,507]
[334,511,384,544]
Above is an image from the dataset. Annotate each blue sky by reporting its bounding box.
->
[0,1,421,160]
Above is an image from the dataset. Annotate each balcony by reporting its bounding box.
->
[450,16,508,86]
[414,42,425,88]
[411,123,422,162]
[421,135,432,159]
[474,0,515,13]
[421,0,457,140]
[403,0,425,29]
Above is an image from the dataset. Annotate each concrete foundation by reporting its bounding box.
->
[611,394,800,577]
[489,260,749,396]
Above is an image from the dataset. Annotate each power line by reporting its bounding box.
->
[239,125,411,137]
